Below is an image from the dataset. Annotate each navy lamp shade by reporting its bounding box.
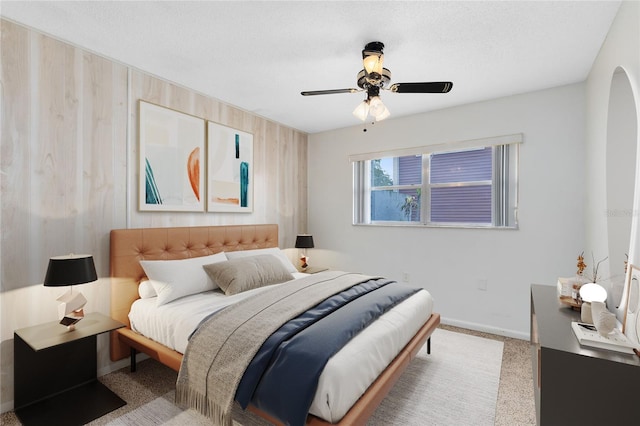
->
[44,254,97,329]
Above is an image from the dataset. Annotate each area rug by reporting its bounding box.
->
[102,328,503,426]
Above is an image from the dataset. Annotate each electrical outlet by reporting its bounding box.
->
[477,278,488,291]
[402,272,410,282]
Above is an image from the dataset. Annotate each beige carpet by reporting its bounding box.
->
[2,326,536,425]
[367,328,503,425]
[440,325,536,426]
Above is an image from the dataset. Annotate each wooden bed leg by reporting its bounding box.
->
[130,347,137,372]
[427,337,431,354]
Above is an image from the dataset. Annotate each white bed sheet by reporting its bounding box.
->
[310,289,432,422]
[129,277,298,354]
[128,274,433,423]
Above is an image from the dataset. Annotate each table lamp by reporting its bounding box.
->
[295,234,314,270]
[44,254,97,330]
[579,283,608,325]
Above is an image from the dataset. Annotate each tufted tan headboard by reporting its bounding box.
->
[109,224,278,362]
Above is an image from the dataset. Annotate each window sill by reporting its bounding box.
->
[352,222,519,230]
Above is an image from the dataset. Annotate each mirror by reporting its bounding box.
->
[606,67,638,316]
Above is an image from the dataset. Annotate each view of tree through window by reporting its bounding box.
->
[370,155,422,222]
[371,159,393,186]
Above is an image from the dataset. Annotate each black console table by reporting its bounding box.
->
[530,284,640,425]
[14,312,126,425]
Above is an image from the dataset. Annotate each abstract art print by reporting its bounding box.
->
[139,101,205,212]
[207,121,253,212]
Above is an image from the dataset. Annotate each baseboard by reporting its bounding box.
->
[97,352,150,377]
[0,401,13,415]
[97,357,131,377]
[441,317,529,341]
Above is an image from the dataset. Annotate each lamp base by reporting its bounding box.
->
[60,315,82,330]
[56,289,87,321]
[299,255,309,270]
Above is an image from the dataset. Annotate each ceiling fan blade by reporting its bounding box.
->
[301,88,360,96]
[389,82,453,94]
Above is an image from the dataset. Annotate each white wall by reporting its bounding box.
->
[585,1,640,323]
[308,83,586,339]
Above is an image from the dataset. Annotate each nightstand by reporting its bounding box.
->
[301,266,328,274]
[14,312,126,425]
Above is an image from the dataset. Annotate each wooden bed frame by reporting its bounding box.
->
[109,224,440,425]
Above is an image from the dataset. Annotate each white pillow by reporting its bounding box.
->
[138,280,158,299]
[225,247,297,273]
[140,252,228,306]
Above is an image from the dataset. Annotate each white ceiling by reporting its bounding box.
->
[1,1,621,134]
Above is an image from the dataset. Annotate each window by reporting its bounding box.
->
[352,134,520,228]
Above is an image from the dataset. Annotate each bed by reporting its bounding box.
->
[109,224,440,425]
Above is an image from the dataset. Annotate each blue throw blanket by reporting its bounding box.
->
[235,278,421,426]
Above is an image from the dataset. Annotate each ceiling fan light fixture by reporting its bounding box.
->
[368,96,384,114]
[352,100,370,121]
[374,104,390,121]
[353,96,390,122]
[363,52,384,76]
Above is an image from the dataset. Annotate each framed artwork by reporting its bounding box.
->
[139,101,205,212]
[207,121,254,212]
[623,263,640,344]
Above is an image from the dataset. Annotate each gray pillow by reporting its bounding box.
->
[203,254,294,295]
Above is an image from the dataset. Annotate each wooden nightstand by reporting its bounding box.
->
[14,312,126,425]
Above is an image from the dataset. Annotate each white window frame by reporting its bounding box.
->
[350,134,521,229]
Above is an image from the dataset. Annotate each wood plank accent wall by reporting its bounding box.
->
[0,18,308,406]
[1,18,308,291]
[1,19,130,290]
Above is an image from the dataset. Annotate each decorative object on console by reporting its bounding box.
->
[44,254,98,330]
[574,251,588,298]
[580,300,592,323]
[577,251,587,277]
[558,252,608,311]
[295,234,314,270]
[587,252,608,283]
[557,277,582,310]
[557,252,587,309]
[570,321,635,354]
[590,301,616,336]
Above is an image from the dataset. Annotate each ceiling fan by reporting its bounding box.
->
[301,41,453,122]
